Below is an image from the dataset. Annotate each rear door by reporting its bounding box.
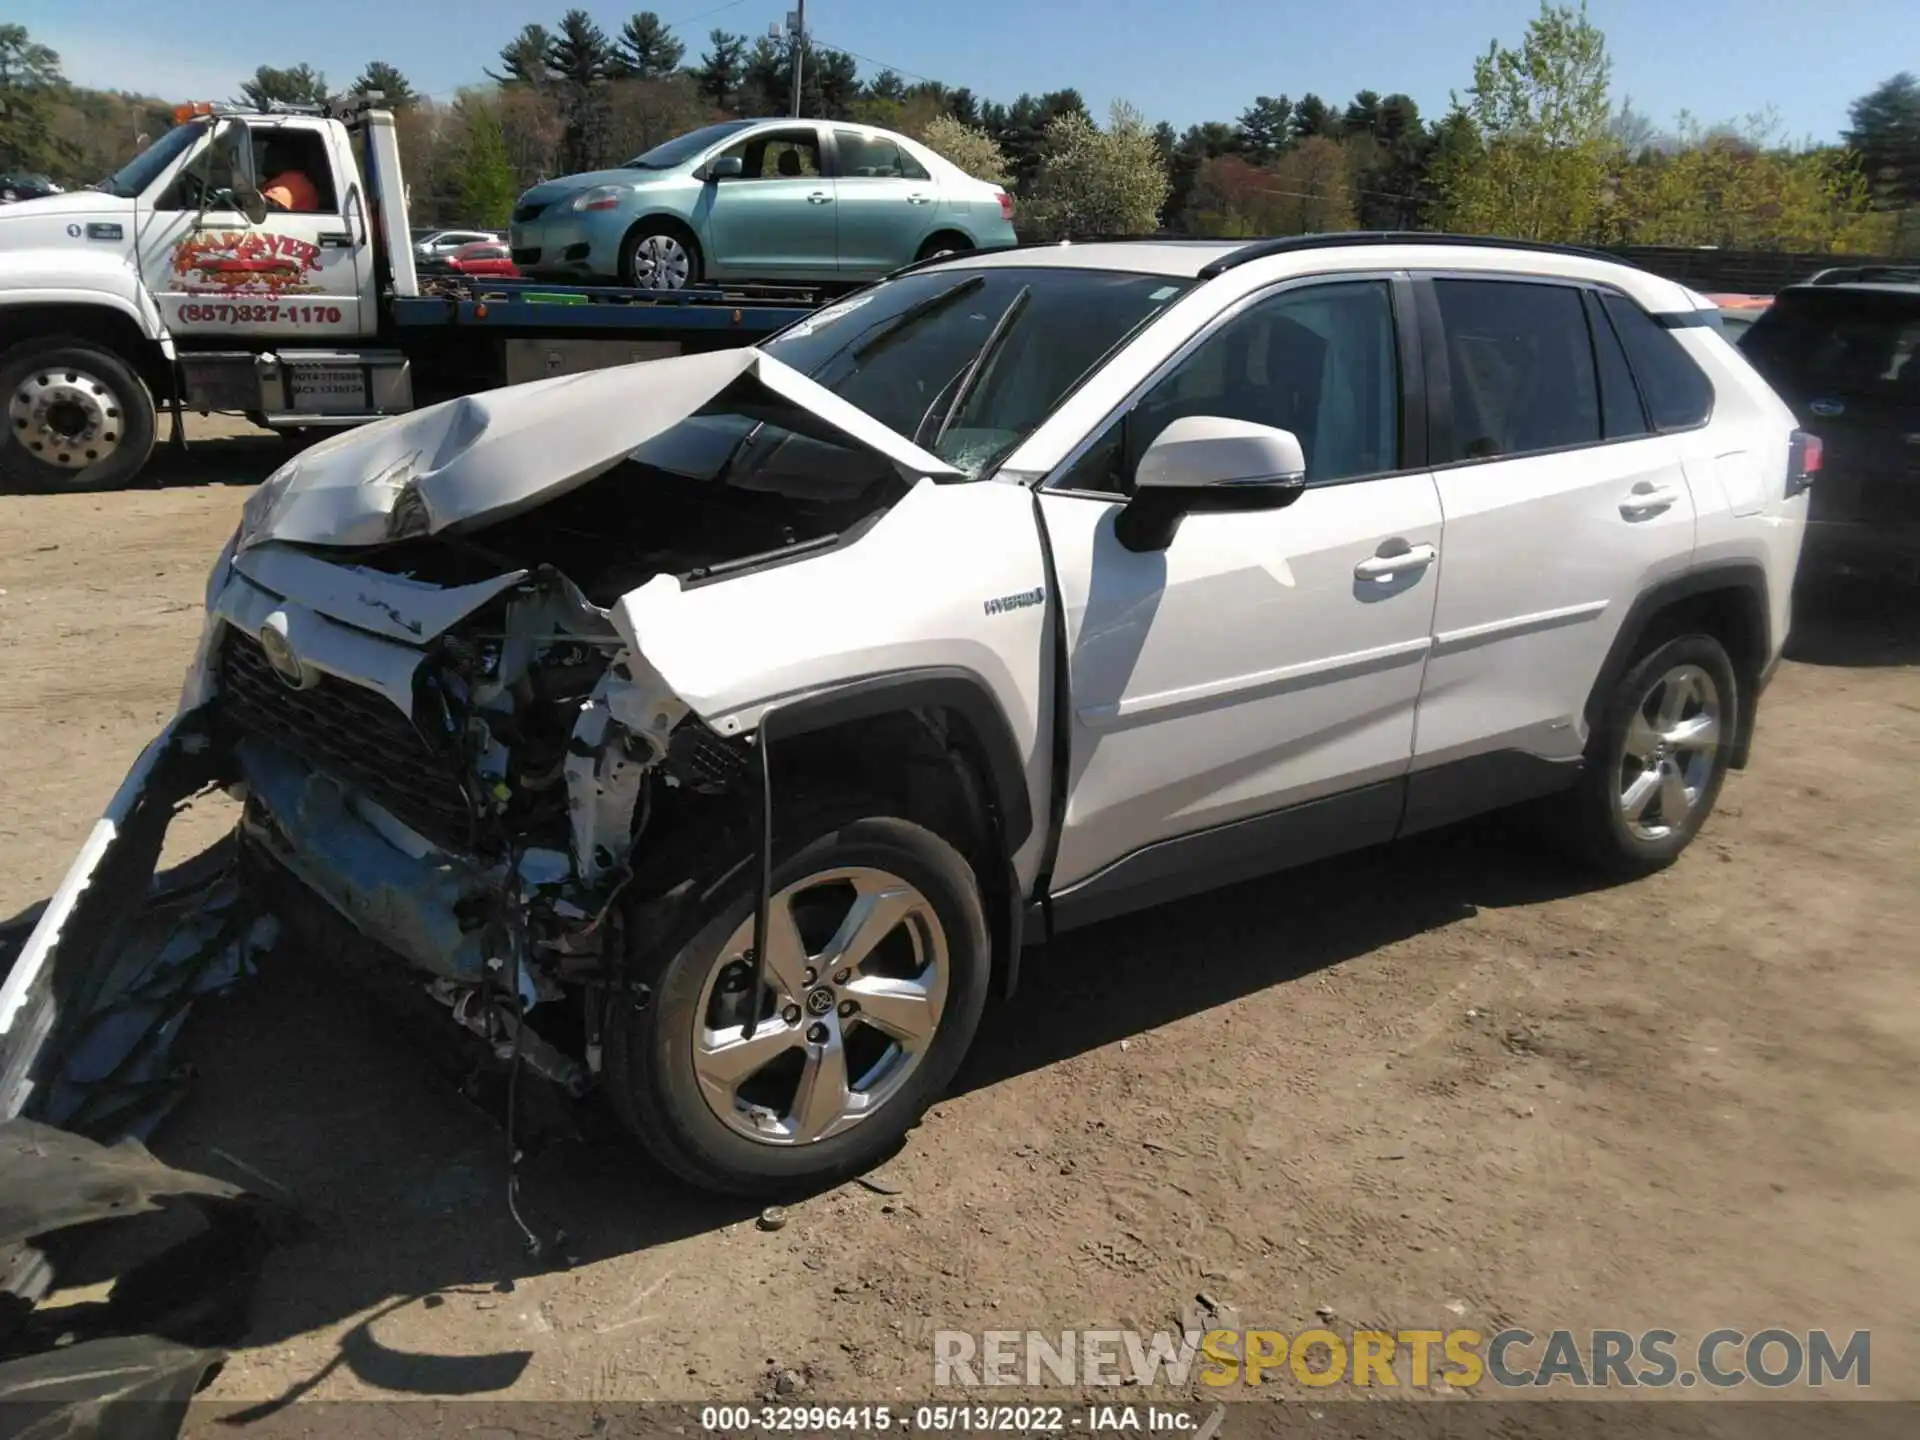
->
[1740,287,1920,530]
[829,128,937,275]
[699,124,837,279]
[1407,275,1697,818]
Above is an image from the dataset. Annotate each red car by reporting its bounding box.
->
[443,240,519,279]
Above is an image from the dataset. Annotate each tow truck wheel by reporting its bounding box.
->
[619,221,701,290]
[0,337,157,494]
[606,805,991,1196]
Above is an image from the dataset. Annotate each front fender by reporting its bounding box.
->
[611,477,1053,885]
[0,249,168,344]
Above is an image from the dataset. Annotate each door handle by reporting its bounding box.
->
[1354,541,1437,582]
[807,191,833,204]
[317,232,354,248]
[906,193,933,205]
[1619,483,1681,519]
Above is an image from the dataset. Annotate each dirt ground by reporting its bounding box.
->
[2,419,1917,1410]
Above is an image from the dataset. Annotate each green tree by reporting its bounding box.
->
[865,69,907,104]
[549,10,616,172]
[694,29,745,110]
[351,61,418,108]
[1342,89,1383,140]
[918,113,1010,184]
[1432,0,1618,242]
[454,97,516,226]
[1846,73,1920,207]
[0,25,66,175]
[616,12,685,80]
[1236,95,1290,163]
[993,89,1090,192]
[489,25,557,87]
[1289,93,1339,141]
[1025,101,1169,240]
[240,64,329,109]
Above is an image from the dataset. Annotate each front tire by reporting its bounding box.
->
[0,337,157,494]
[619,221,701,289]
[607,808,991,1196]
[1559,633,1737,878]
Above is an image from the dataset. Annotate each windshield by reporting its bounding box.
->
[760,266,1194,476]
[99,120,207,199]
[624,120,757,171]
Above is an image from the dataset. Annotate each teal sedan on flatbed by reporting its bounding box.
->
[508,118,1019,288]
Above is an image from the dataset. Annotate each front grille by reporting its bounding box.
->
[218,628,475,853]
[511,202,547,223]
[511,246,542,266]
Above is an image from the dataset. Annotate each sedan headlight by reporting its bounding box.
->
[569,185,628,213]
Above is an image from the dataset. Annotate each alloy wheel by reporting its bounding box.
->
[692,866,949,1147]
[1616,662,1722,842]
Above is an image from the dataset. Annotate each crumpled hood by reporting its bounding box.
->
[237,347,963,551]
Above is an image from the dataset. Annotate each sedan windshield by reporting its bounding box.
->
[99,121,206,198]
[624,120,757,170]
[760,266,1193,476]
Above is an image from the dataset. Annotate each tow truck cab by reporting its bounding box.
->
[0,99,820,494]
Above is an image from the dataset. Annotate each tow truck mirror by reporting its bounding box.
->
[216,120,269,224]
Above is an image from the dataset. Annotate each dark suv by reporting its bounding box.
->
[1738,270,1920,577]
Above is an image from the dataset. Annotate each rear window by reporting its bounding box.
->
[1741,290,1920,404]
[1600,293,1715,432]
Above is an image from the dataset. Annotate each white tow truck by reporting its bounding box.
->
[0,97,818,493]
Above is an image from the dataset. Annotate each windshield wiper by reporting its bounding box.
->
[933,285,1031,449]
[850,275,987,362]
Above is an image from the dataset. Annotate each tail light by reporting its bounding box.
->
[995,188,1014,220]
[1787,430,1821,498]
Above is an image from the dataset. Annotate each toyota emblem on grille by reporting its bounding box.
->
[257,616,310,689]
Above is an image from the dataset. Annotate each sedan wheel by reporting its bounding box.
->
[628,231,694,289]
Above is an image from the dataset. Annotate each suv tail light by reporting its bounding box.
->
[995,188,1014,220]
[1787,430,1822,497]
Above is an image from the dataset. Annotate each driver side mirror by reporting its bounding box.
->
[1114,415,1309,553]
[705,155,744,181]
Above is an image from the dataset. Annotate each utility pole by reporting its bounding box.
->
[788,1,806,118]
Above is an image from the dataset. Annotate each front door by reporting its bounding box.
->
[829,127,935,275]
[1040,277,1444,914]
[1410,276,1698,780]
[700,125,837,279]
[137,119,367,340]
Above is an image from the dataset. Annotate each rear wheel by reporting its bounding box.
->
[1558,633,1737,877]
[915,232,972,263]
[607,807,990,1196]
[0,338,156,494]
[620,221,701,289]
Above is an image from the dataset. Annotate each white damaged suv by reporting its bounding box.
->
[8,235,1811,1194]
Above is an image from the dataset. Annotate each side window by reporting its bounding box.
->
[1584,291,1650,440]
[1600,292,1715,431]
[720,129,823,181]
[1074,280,1399,494]
[154,142,235,212]
[1433,279,1598,461]
[834,130,912,179]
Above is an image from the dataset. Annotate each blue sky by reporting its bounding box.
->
[16,0,1914,143]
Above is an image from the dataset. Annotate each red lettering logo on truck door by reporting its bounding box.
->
[172,231,324,294]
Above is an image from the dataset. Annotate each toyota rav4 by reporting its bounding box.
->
[4,234,1811,1195]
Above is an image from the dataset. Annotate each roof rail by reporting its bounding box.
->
[1197,231,1632,278]
[1804,264,1920,286]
